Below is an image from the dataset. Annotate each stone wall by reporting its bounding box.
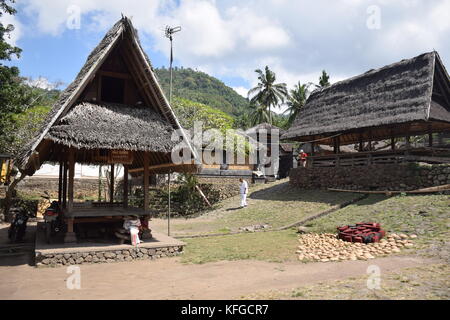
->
[35,245,184,267]
[290,163,450,191]
[17,177,102,199]
[198,177,243,200]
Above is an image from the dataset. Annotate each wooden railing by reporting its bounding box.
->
[308,147,450,168]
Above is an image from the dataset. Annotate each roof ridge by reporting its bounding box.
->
[309,51,436,98]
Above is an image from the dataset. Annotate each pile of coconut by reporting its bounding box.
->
[297,233,417,262]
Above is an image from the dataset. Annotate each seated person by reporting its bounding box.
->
[115,215,152,244]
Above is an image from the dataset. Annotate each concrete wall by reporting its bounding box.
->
[289,163,450,191]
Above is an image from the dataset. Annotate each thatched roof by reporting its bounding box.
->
[245,123,286,136]
[47,102,176,153]
[184,128,267,153]
[17,17,197,173]
[283,51,450,143]
[280,143,294,153]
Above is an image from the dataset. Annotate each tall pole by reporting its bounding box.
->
[168,171,171,237]
[165,25,180,237]
[165,25,181,105]
[169,34,174,105]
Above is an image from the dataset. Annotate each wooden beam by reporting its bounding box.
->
[67,148,75,213]
[129,161,196,173]
[143,152,149,213]
[195,185,212,207]
[123,165,129,209]
[98,70,132,80]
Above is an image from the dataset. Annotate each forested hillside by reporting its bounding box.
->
[155,67,248,117]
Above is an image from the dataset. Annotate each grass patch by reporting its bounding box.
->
[307,194,449,240]
[181,230,299,264]
[153,180,361,236]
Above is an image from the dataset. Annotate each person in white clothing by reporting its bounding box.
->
[239,178,248,208]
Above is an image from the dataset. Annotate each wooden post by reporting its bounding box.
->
[359,134,363,152]
[428,132,433,147]
[64,148,77,243]
[67,148,75,213]
[391,138,396,151]
[123,165,128,208]
[110,164,115,204]
[143,152,149,214]
[67,218,74,234]
[168,172,171,236]
[62,160,68,209]
[405,135,411,149]
[333,137,338,154]
[58,160,63,204]
[337,136,341,154]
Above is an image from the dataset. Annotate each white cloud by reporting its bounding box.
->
[232,86,250,98]
[18,0,450,103]
[2,12,22,46]
[25,77,62,90]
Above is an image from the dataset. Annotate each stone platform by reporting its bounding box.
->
[35,223,185,267]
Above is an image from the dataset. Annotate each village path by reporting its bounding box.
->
[0,254,434,300]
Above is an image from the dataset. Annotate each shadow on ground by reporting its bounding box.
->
[250,182,391,207]
[0,223,36,267]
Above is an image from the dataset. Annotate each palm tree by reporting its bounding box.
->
[248,101,271,126]
[316,70,331,89]
[248,66,288,124]
[284,82,310,125]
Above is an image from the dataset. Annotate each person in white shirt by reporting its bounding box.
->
[239,178,248,208]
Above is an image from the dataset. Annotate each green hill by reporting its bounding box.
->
[155,67,248,117]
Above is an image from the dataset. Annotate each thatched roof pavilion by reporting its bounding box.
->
[15,17,199,242]
[18,17,197,176]
[283,51,450,145]
[283,51,450,167]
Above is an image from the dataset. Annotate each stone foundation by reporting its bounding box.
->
[197,177,247,200]
[35,245,184,267]
[290,163,450,190]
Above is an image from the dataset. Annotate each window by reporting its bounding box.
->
[101,76,125,103]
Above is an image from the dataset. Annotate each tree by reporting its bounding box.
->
[248,66,288,125]
[248,101,270,126]
[316,70,331,89]
[284,82,310,126]
[171,97,234,131]
[0,1,60,220]
[1,0,23,149]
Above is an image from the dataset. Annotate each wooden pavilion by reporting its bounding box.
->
[16,17,199,242]
[282,51,450,167]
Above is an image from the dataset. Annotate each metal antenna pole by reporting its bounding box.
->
[165,25,180,237]
[169,34,173,104]
[165,25,181,105]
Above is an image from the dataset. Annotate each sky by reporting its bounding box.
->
[3,0,450,110]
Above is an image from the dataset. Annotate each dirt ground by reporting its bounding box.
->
[0,251,434,300]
